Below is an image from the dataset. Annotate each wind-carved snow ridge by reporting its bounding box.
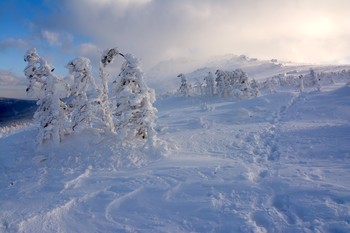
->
[0,122,34,139]
[18,198,77,233]
[63,165,92,190]
[105,186,144,224]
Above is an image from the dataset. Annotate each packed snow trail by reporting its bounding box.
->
[1,85,350,232]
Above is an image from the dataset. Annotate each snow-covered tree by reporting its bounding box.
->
[24,48,49,97]
[299,75,304,92]
[264,78,277,93]
[111,53,157,142]
[177,73,191,97]
[215,69,259,99]
[204,72,215,96]
[193,79,205,96]
[215,70,231,98]
[66,57,95,132]
[94,48,122,132]
[24,48,68,145]
[310,68,321,91]
[231,69,250,99]
[249,79,260,98]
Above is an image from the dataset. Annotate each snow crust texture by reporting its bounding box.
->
[1,83,350,232]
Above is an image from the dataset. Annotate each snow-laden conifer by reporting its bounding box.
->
[24,48,47,97]
[204,72,215,96]
[310,68,321,91]
[215,69,259,99]
[94,48,122,133]
[231,69,250,98]
[111,53,157,143]
[249,79,260,98]
[24,48,68,145]
[177,73,191,97]
[66,57,95,132]
[299,75,305,92]
[215,70,232,98]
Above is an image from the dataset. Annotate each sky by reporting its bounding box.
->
[1,0,350,96]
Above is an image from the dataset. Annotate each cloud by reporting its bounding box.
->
[31,0,350,67]
[76,43,101,68]
[0,70,28,99]
[0,70,26,86]
[41,30,60,46]
[78,43,99,57]
[39,30,74,51]
[0,38,28,51]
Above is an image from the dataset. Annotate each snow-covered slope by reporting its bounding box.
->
[145,54,350,94]
[1,80,350,232]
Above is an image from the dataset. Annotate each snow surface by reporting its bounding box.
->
[1,82,350,232]
[1,55,350,232]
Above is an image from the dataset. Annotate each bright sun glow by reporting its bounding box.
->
[302,17,335,38]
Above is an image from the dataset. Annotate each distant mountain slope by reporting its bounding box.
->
[146,54,350,93]
[0,98,36,126]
